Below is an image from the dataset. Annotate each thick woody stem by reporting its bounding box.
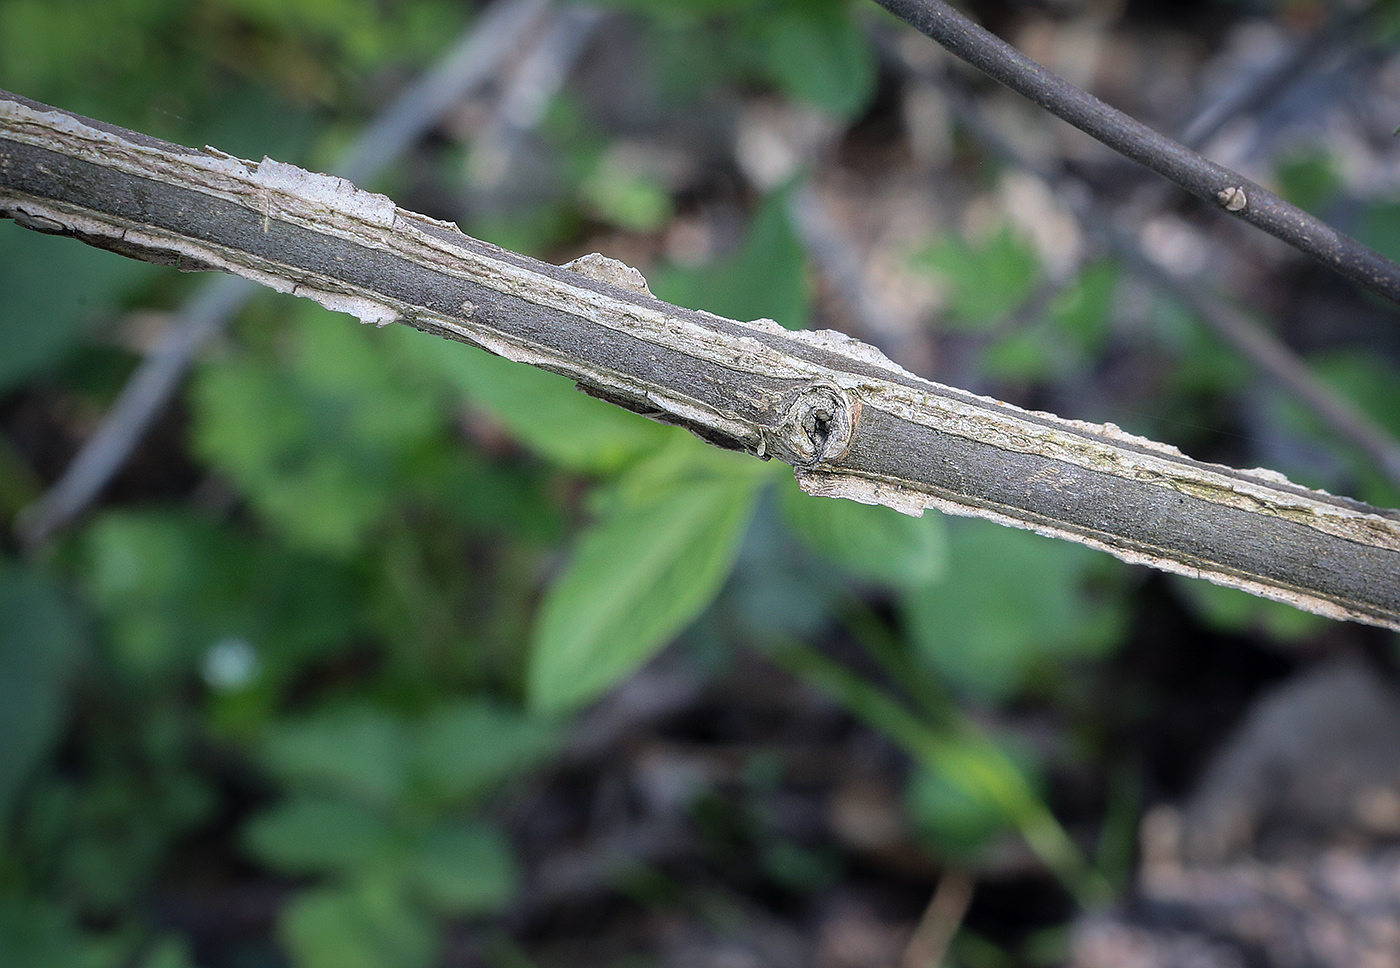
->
[2,91,1398,629]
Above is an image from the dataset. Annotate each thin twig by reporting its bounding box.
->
[467,4,605,191]
[15,0,552,545]
[881,5,1364,369]
[870,0,1400,307]
[787,183,916,364]
[2,93,1399,627]
[1128,6,1371,220]
[17,273,257,541]
[901,869,975,968]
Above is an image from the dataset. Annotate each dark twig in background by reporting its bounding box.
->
[1128,5,1371,221]
[870,0,1400,308]
[922,64,1400,493]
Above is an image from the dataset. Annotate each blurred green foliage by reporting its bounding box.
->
[778,473,947,589]
[244,701,551,968]
[192,305,452,555]
[0,0,907,957]
[982,258,1119,382]
[651,188,812,329]
[529,436,771,711]
[0,227,159,393]
[596,0,876,119]
[920,226,1041,330]
[1173,579,1329,642]
[1275,150,1342,214]
[81,509,362,691]
[0,568,84,826]
[2,0,1394,964]
[906,520,1128,700]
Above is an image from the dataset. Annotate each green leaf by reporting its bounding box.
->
[777,473,947,588]
[191,303,444,553]
[1275,150,1339,213]
[1050,259,1117,352]
[81,511,361,685]
[919,227,1040,329]
[281,883,436,968]
[905,763,1004,858]
[406,822,517,915]
[262,707,408,806]
[903,519,1127,699]
[243,796,396,877]
[411,701,557,807]
[528,445,765,712]
[0,565,84,826]
[651,188,811,330]
[760,6,876,119]
[411,335,672,473]
[0,896,95,968]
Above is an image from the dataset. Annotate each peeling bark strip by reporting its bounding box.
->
[2,92,1399,630]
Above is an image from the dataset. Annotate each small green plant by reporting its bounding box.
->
[8,1,1400,965]
[245,701,555,968]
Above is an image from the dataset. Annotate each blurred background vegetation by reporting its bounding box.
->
[2,0,1400,966]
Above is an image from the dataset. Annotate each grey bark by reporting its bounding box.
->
[2,91,1398,630]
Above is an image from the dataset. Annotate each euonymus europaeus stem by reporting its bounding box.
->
[2,91,1398,629]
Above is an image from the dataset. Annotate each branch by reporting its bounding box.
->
[2,93,1399,630]
[870,0,1400,309]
